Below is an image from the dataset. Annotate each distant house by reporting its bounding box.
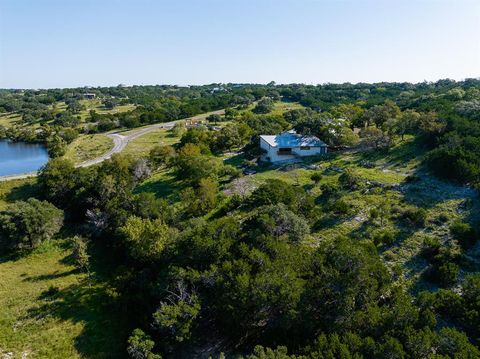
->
[260,130,327,163]
[84,93,96,99]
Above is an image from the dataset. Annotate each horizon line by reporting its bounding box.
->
[2,76,480,91]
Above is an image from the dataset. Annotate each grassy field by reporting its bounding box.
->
[77,99,136,121]
[270,101,305,116]
[136,168,182,199]
[239,100,304,117]
[0,99,135,130]
[0,112,22,127]
[0,239,127,359]
[123,128,179,158]
[63,134,113,164]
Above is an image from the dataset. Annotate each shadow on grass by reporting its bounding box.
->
[23,268,78,282]
[0,250,22,264]
[27,282,128,359]
[351,138,427,169]
[5,181,40,203]
[223,153,246,167]
[135,170,184,200]
[400,172,478,209]
[24,240,130,358]
[312,214,346,232]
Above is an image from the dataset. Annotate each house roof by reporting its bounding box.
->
[260,132,327,148]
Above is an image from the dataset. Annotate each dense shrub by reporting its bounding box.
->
[244,204,310,243]
[310,172,323,184]
[433,262,460,287]
[370,227,396,247]
[249,179,314,216]
[338,169,362,190]
[402,207,427,227]
[319,183,339,199]
[0,199,63,250]
[450,221,477,248]
[421,235,441,259]
[329,198,353,215]
[253,97,275,114]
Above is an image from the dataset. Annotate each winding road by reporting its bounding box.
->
[0,109,224,181]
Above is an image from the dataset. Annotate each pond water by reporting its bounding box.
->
[0,140,49,176]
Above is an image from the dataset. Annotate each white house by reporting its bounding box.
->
[260,130,328,163]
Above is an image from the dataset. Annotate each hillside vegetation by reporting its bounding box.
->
[0,81,479,358]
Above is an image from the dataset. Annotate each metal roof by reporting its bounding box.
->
[260,132,327,148]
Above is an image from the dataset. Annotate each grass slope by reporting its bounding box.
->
[64,134,113,164]
[77,99,136,121]
[238,138,480,290]
[0,240,127,359]
[0,180,128,358]
[123,128,179,158]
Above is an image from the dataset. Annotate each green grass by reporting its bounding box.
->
[77,99,136,121]
[0,167,127,358]
[135,168,182,199]
[240,100,305,117]
[0,239,127,359]
[0,99,135,131]
[64,134,113,164]
[123,129,179,158]
[270,101,305,116]
[0,112,22,127]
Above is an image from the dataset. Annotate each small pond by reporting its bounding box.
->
[0,140,49,177]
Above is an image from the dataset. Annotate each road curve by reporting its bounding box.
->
[0,109,225,182]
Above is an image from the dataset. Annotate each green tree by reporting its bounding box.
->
[330,102,365,128]
[103,98,118,110]
[121,216,173,262]
[196,177,219,214]
[0,198,63,250]
[338,169,361,190]
[38,158,77,207]
[127,329,161,359]
[245,204,310,243]
[179,127,212,152]
[206,113,222,124]
[174,143,220,184]
[364,100,400,128]
[360,126,392,149]
[46,135,67,158]
[170,122,186,138]
[310,172,322,184]
[153,291,201,343]
[249,179,314,216]
[396,109,420,141]
[253,98,275,114]
[72,236,90,276]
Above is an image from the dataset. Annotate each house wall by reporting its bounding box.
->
[292,146,324,157]
[260,138,328,163]
[260,138,295,162]
[260,137,294,162]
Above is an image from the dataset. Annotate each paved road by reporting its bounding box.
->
[0,109,225,181]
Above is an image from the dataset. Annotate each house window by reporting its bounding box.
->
[278,148,292,155]
[300,146,311,150]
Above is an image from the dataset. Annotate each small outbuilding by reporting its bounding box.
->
[260,130,327,163]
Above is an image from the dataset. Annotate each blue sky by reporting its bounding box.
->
[0,0,479,88]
